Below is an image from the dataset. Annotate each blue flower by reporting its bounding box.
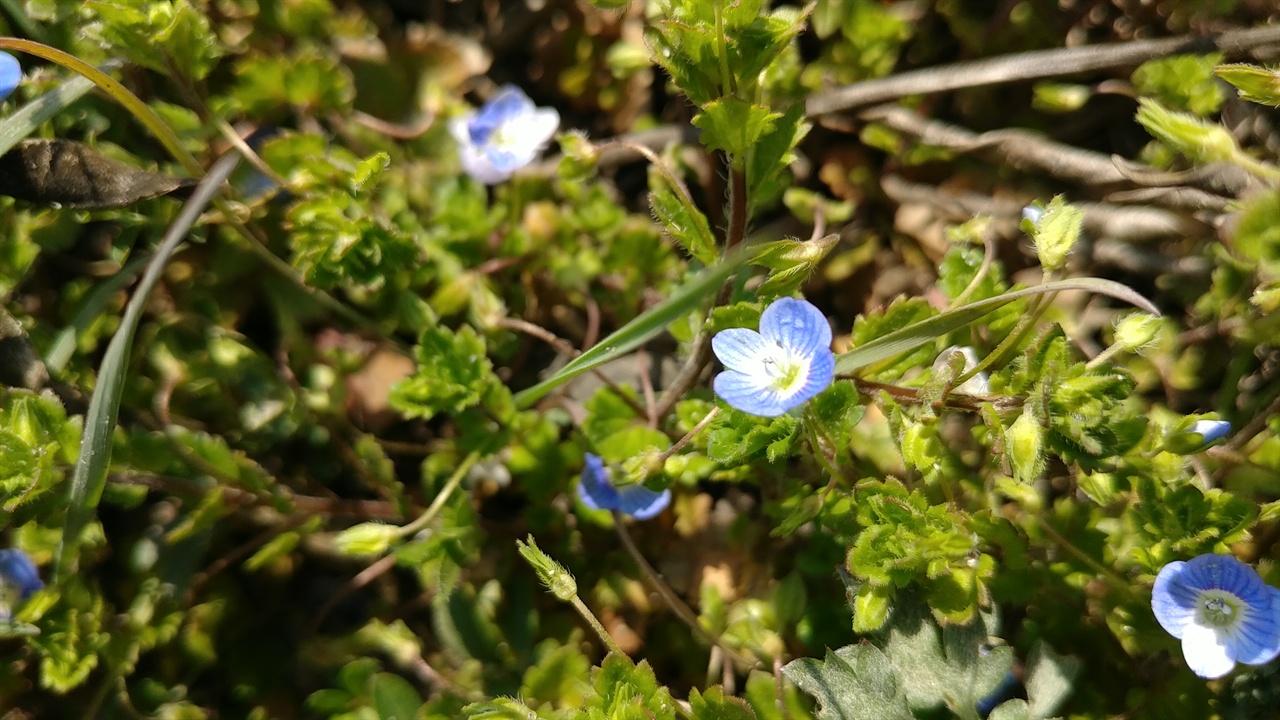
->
[711,297,835,417]
[0,549,43,620]
[1152,553,1280,678]
[577,453,670,520]
[1190,420,1231,446]
[0,52,22,102]
[448,85,559,185]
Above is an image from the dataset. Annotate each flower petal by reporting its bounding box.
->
[0,549,42,600]
[0,52,21,102]
[475,85,535,128]
[714,370,788,417]
[615,485,671,520]
[788,347,834,407]
[1234,585,1280,666]
[1181,622,1237,678]
[577,453,620,512]
[759,298,832,355]
[1153,561,1197,638]
[1184,554,1268,603]
[712,328,771,374]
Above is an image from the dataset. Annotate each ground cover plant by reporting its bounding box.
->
[0,0,1279,717]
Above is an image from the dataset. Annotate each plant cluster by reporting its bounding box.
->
[0,0,1279,718]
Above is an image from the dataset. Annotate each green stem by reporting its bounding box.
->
[570,595,627,657]
[957,291,1055,386]
[396,451,481,538]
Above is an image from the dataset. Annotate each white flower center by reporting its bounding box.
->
[760,346,808,396]
[488,121,520,151]
[1199,590,1241,628]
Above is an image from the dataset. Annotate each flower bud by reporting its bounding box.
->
[1113,312,1162,352]
[1029,196,1082,272]
[1006,410,1045,483]
[334,523,400,557]
[516,535,577,602]
[1164,418,1231,454]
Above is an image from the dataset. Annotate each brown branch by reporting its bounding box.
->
[808,25,1280,115]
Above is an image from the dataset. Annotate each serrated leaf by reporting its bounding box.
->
[707,407,798,465]
[690,686,757,720]
[808,381,866,442]
[748,103,809,209]
[882,601,1011,715]
[783,645,914,720]
[351,151,390,194]
[852,584,892,633]
[389,324,495,421]
[693,97,781,166]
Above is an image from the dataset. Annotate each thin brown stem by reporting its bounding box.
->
[612,512,758,671]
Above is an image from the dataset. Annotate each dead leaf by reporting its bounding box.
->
[0,138,195,209]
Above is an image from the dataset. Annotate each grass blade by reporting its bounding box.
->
[513,245,755,408]
[0,60,121,157]
[55,152,241,578]
[834,277,1158,375]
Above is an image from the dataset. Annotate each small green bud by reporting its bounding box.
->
[900,419,937,471]
[1030,195,1083,271]
[1032,82,1092,113]
[556,131,598,183]
[621,449,665,486]
[1214,64,1280,107]
[1113,312,1162,352]
[1006,410,1045,484]
[1251,281,1280,314]
[1135,98,1238,163]
[516,535,577,602]
[334,522,400,557]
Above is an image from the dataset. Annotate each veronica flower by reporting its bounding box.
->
[1152,553,1280,679]
[577,453,670,520]
[0,52,21,102]
[711,297,835,417]
[1190,420,1231,446]
[449,85,559,185]
[0,549,43,620]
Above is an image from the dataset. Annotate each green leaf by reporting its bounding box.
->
[692,97,781,166]
[747,103,809,209]
[1132,53,1224,116]
[514,241,756,408]
[0,60,119,159]
[690,686,757,720]
[835,277,1159,376]
[808,381,866,442]
[463,698,540,719]
[389,324,496,421]
[1025,642,1078,718]
[351,151,391,194]
[370,672,423,720]
[989,700,1032,720]
[707,407,798,465]
[649,162,717,265]
[588,653,679,719]
[882,601,1011,715]
[852,584,892,633]
[782,645,914,720]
